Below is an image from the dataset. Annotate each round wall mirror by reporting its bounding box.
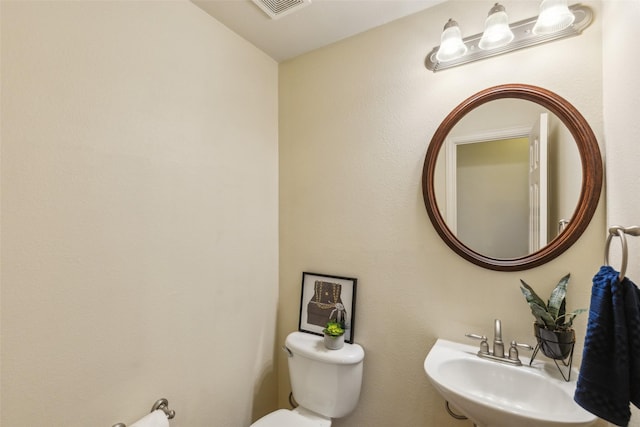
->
[422,84,602,271]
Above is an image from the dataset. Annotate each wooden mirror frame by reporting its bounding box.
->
[422,84,602,271]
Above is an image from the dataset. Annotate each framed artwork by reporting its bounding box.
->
[298,272,357,343]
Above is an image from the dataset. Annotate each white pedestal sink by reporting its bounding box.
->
[424,339,597,427]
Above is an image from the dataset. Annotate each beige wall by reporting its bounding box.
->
[0,1,279,426]
[603,2,640,426]
[279,1,605,426]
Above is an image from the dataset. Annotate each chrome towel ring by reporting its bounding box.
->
[604,225,640,281]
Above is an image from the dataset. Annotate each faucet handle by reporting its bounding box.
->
[508,340,534,362]
[465,333,489,354]
[465,333,486,340]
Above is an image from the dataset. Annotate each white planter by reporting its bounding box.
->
[324,333,345,350]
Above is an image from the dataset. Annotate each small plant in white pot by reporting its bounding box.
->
[519,273,587,360]
[323,320,345,350]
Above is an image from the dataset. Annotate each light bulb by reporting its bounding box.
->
[479,3,514,50]
[533,0,575,35]
[435,19,468,62]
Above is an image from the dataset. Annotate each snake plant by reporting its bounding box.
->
[519,273,587,330]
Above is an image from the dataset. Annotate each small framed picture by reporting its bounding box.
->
[298,272,357,343]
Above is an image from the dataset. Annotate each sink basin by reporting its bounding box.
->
[424,339,597,427]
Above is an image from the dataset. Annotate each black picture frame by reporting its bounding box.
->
[298,272,357,343]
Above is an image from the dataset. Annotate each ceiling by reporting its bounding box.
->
[192,0,447,62]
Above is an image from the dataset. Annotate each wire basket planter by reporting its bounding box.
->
[529,324,575,382]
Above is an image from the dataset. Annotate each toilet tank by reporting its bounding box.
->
[285,332,365,419]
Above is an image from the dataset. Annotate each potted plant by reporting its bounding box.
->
[323,320,345,350]
[519,273,587,360]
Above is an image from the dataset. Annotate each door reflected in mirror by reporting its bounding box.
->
[433,99,581,259]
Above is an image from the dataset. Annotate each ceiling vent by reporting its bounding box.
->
[251,0,311,20]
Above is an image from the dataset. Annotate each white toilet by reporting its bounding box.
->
[252,331,365,427]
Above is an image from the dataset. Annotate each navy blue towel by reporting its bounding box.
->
[574,265,640,426]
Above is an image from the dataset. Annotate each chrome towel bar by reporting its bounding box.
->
[112,398,175,427]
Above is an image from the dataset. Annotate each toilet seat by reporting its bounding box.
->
[251,408,331,427]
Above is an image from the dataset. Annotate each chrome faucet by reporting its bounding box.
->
[466,319,532,366]
[493,319,505,358]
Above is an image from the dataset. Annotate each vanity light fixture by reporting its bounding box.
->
[426,3,592,72]
[478,3,514,51]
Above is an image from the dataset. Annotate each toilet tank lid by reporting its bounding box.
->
[286,332,364,364]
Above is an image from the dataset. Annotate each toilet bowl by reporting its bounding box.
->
[251,332,365,426]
